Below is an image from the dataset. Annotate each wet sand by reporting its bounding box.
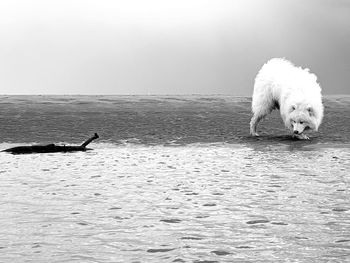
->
[0,144,349,262]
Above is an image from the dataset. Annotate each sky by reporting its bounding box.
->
[0,0,349,95]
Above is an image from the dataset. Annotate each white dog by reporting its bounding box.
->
[250,58,324,139]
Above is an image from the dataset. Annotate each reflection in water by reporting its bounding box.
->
[0,145,349,262]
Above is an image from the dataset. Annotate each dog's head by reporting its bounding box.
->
[287,105,317,134]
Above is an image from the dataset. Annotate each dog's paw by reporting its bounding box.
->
[292,134,309,140]
[250,132,260,137]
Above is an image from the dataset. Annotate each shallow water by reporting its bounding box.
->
[0,95,349,146]
[0,96,349,262]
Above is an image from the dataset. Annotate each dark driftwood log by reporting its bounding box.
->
[3,133,99,154]
[81,133,99,147]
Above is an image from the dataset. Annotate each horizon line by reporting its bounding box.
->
[1,93,350,97]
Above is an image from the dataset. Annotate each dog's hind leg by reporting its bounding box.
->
[250,83,275,136]
[250,101,273,136]
[250,113,265,136]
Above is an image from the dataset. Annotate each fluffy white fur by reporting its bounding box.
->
[250,58,324,139]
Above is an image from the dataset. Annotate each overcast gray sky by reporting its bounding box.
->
[0,0,349,95]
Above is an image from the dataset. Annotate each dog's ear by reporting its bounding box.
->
[307,107,314,116]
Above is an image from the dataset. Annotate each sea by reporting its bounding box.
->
[0,95,349,263]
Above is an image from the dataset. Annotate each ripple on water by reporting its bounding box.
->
[146,248,176,253]
[211,250,232,256]
[246,219,270,224]
[332,208,348,212]
[335,239,350,243]
[160,219,182,223]
[108,207,122,210]
[203,203,217,207]
[181,237,203,240]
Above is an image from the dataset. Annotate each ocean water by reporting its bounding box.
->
[0,95,349,263]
